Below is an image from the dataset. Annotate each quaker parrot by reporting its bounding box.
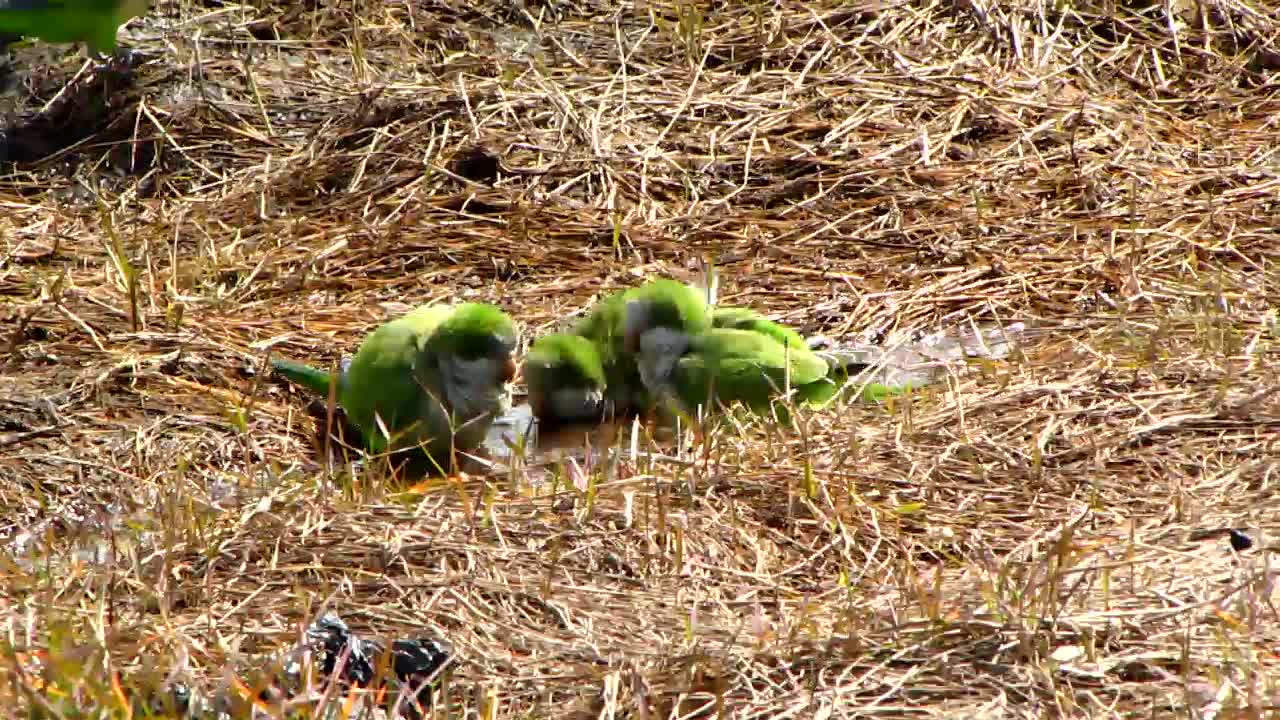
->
[657,327,829,417]
[271,302,519,475]
[522,333,611,429]
[568,277,712,406]
[707,305,856,407]
[656,306,917,418]
[525,277,713,426]
[0,0,149,55]
[573,278,711,360]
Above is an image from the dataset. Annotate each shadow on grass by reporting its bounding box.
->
[0,48,154,172]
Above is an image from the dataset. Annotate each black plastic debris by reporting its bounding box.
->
[27,615,451,717]
[1229,529,1254,552]
[277,611,455,718]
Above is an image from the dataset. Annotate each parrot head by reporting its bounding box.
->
[627,323,691,391]
[620,279,709,348]
[524,333,609,426]
[621,279,712,391]
[426,303,519,421]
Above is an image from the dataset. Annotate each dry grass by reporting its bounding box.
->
[1,0,1279,716]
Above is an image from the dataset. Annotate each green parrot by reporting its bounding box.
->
[708,305,872,407]
[521,277,712,425]
[657,306,917,418]
[522,333,612,429]
[0,0,149,55]
[272,303,519,474]
[573,278,712,405]
[573,278,711,356]
[659,327,831,417]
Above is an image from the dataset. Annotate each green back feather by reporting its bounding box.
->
[711,306,809,352]
[708,306,922,409]
[673,328,828,413]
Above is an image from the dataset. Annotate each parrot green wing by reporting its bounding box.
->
[0,0,149,53]
[709,306,853,409]
[711,306,810,352]
[672,328,829,413]
[708,307,919,408]
[339,305,454,456]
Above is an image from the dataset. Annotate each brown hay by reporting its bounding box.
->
[1,0,1279,716]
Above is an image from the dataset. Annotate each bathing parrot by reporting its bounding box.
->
[272,302,519,474]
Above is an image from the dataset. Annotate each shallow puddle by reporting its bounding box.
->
[477,319,1030,473]
[476,402,634,476]
[820,319,1029,390]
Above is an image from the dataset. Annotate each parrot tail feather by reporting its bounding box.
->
[271,357,340,398]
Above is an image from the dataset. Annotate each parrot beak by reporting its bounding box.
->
[650,353,679,385]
